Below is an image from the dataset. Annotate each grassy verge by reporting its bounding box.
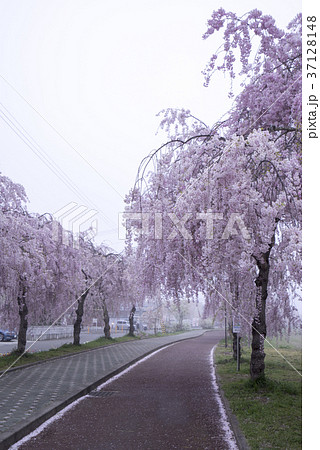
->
[0,330,189,372]
[215,335,302,449]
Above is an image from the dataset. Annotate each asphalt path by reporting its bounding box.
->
[15,331,237,450]
[0,330,207,448]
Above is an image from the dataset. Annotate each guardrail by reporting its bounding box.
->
[27,326,74,341]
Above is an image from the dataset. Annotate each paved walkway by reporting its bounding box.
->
[0,330,208,449]
[14,331,237,450]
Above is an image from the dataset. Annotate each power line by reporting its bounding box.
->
[0,103,93,207]
[0,73,125,201]
[0,104,117,231]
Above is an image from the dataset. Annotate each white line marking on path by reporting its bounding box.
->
[210,345,238,450]
[9,343,176,449]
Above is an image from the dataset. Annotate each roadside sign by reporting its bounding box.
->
[233,317,241,371]
[232,318,241,334]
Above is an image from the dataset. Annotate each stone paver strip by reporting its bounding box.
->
[0,330,205,448]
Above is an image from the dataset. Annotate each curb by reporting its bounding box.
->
[0,331,207,449]
[213,346,250,450]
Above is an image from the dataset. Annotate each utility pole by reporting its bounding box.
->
[236,333,240,371]
[225,303,227,347]
[233,317,241,371]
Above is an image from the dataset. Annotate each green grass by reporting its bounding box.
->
[215,335,302,449]
[0,329,189,372]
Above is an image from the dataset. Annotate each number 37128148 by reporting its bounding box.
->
[307,16,317,78]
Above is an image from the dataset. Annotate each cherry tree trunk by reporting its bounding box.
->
[102,303,111,339]
[287,318,292,343]
[73,291,88,345]
[128,305,136,337]
[232,333,241,360]
[250,252,270,381]
[176,301,183,331]
[17,283,28,354]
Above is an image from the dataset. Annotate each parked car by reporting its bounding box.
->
[116,320,130,331]
[116,320,135,331]
[0,329,17,342]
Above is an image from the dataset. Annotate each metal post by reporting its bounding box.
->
[237,333,240,371]
[225,305,227,347]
